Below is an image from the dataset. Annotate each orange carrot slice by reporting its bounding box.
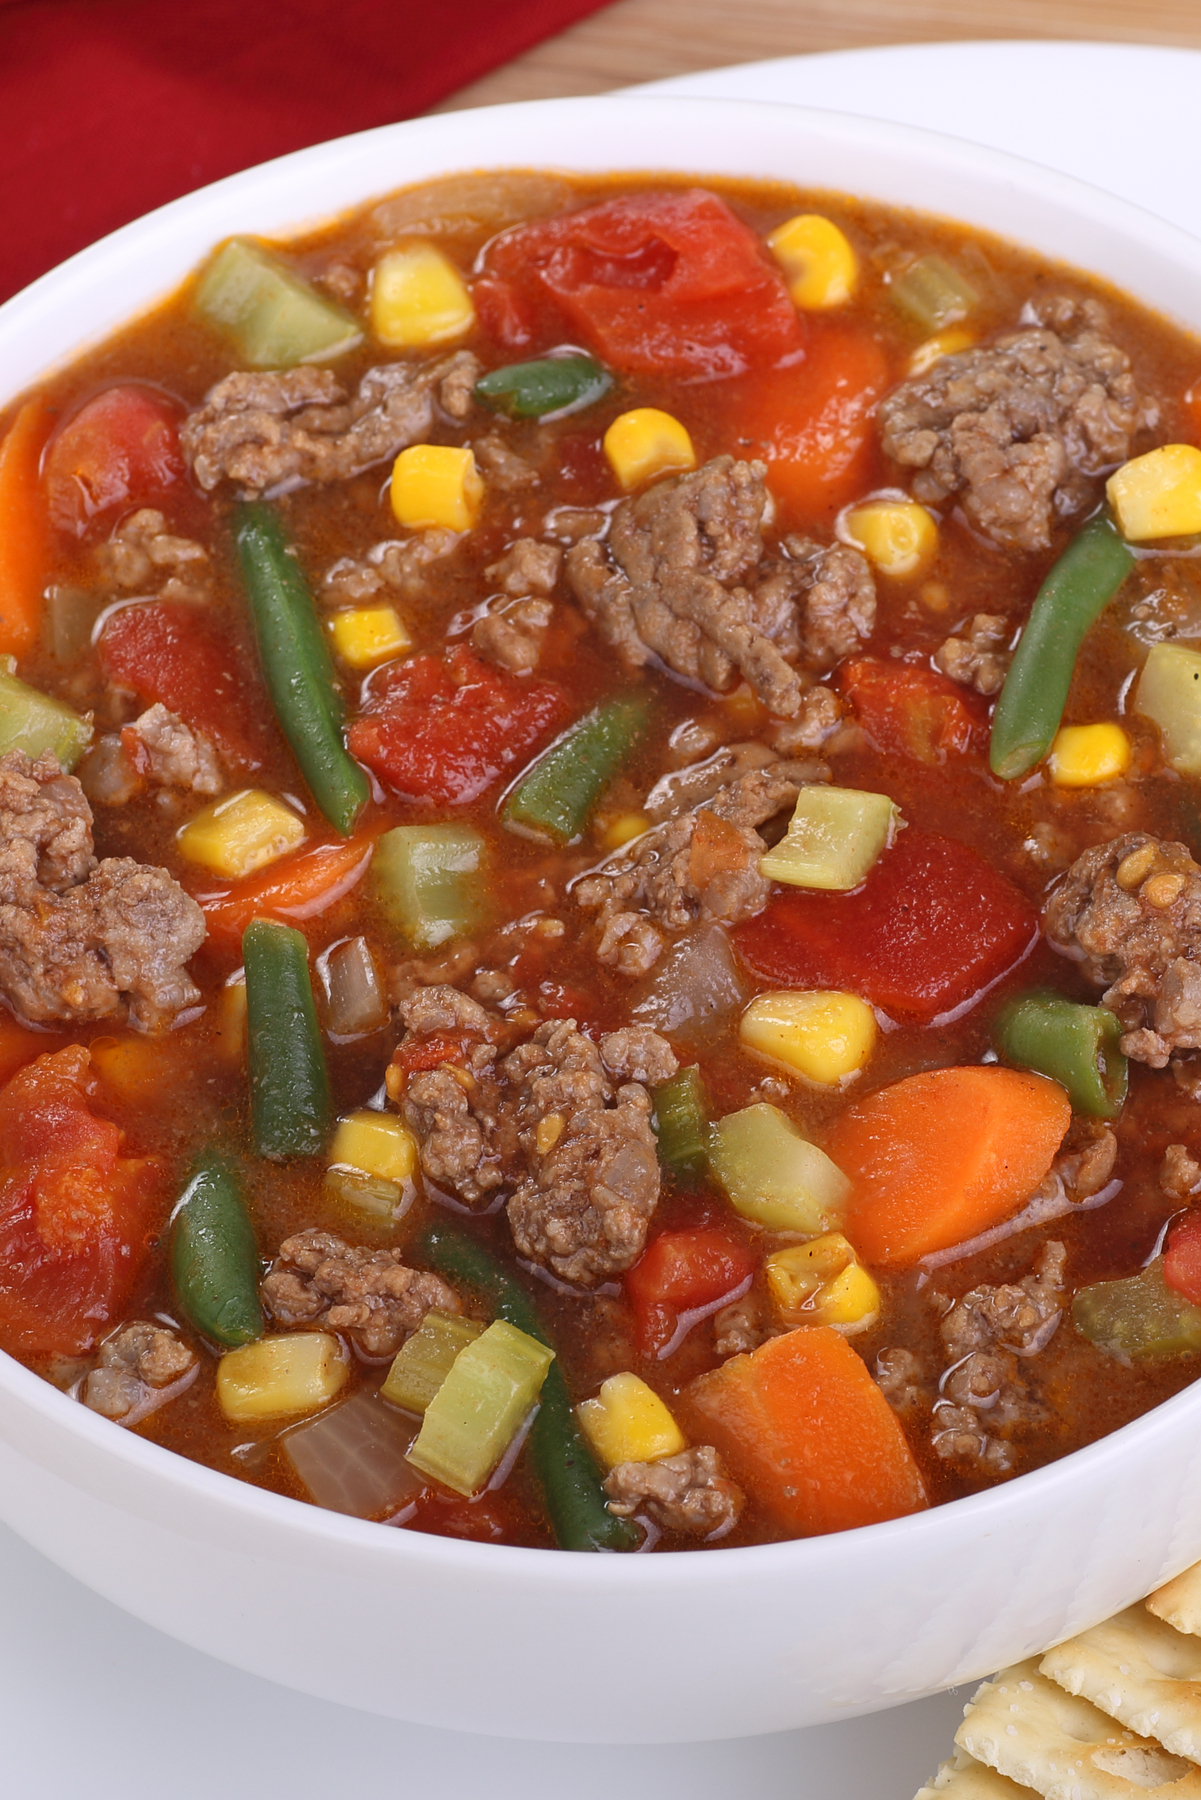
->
[198,836,374,945]
[0,401,52,658]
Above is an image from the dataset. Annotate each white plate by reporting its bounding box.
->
[5,39,1199,1799]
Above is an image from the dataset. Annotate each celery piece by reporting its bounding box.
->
[890,254,978,332]
[381,1309,485,1414]
[407,1318,554,1496]
[195,238,362,369]
[372,823,485,950]
[322,1167,403,1219]
[1136,643,1201,776]
[653,1065,711,1182]
[1073,1258,1201,1362]
[709,1102,851,1233]
[0,660,91,769]
[502,696,650,844]
[759,786,900,891]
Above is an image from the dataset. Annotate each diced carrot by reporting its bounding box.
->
[687,1326,927,1535]
[0,401,52,658]
[197,835,374,945]
[0,1015,57,1085]
[824,1066,1071,1267]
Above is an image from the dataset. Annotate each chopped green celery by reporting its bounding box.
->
[322,1167,406,1219]
[407,1318,554,1496]
[709,1102,850,1233]
[382,1309,485,1413]
[475,355,612,420]
[1136,643,1201,776]
[372,823,485,950]
[1073,1257,1201,1362]
[890,254,978,331]
[759,786,900,890]
[0,658,91,769]
[195,238,362,368]
[502,696,650,844]
[653,1065,711,1182]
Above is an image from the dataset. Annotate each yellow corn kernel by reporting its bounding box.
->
[391,444,483,532]
[1047,722,1132,788]
[740,990,877,1085]
[766,1234,880,1333]
[598,810,650,850]
[603,408,695,491]
[906,326,976,377]
[843,499,939,579]
[325,604,411,671]
[328,1110,418,1185]
[370,243,476,348]
[215,977,247,1065]
[1107,444,1201,541]
[216,1333,348,1423]
[767,213,858,310]
[576,1372,687,1469]
[177,788,306,880]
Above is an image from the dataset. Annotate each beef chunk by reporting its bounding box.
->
[487,538,561,596]
[764,686,844,752]
[875,1347,926,1415]
[98,508,210,602]
[472,597,554,674]
[598,1026,679,1087]
[1044,834,1201,1067]
[0,751,206,1029]
[713,1294,764,1358]
[933,613,1011,695]
[181,353,480,493]
[82,1322,197,1421]
[878,299,1143,551]
[575,764,807,976]
[603,1446,744,1536]
[1163,1142,1201,1200]
[262,1229,460,1358]
[473,433,538,490]
[755,536,876,668]
[127,704,223,795]
[931,1241,1066,1474]
[644,742,820,823]
[323,530,459,607]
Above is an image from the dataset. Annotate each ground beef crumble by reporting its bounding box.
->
[97,508,211,602]
[262,1229,460,1358]
[603,1445,744,1536]
[82,1323,197,1422]
[933,613,1011,695]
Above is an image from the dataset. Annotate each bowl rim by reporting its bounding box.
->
[3,89,1201,1589]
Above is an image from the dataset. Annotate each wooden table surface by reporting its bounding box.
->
[435,0,1201,111]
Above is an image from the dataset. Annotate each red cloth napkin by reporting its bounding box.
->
[0,0,613,304]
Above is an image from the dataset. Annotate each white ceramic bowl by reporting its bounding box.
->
[3,95,1201,1746]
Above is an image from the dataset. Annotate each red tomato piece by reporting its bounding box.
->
[347,646,568,805]
[98,600,269,771]
[478,190,806,379]
[626,1225,756,1356]
[1164,1212,1201,1303]
[840,658,988,764]
[733,828,1038,1024]
[44,384,185,537]
[723,322,890,525]
[0,1046,166,1356]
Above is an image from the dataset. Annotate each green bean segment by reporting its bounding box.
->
[992,989,1128,1119]
[416,1221,637,1551]
[653,1065,711,1182]
[233,502,369,835]
[170,1150,263,1348]
[475,355,612,420]
[502,696,650,844]
[989,514,1135,780]
[243,918,333,1159]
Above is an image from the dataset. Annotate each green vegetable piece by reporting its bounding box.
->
[1073,1257,1201,1362]
[890,254,978,332]
[653,1065,711,1182]
[758,786,900,890]
[372,823,485,950]
[243,918,333,1159]
[408,1318,554,1497]
[233,503,369,836]
[475,355,613,420]
[993,989,1127,1119]
[170,1150,264,1348]
[709,1102,850,1234]
[0,659,91,769]
[416,1221,638,1551]
[382,1310,485,1414]
[502,696,650,844]
[195,238,362,368]
[990,514,1136,780]
[1136,643,1201,776]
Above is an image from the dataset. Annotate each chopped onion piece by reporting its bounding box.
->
[632,925,748,1036]
[320,935,388,1037]
[282,1389,425,1518]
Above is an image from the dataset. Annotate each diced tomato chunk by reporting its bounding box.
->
[97,600,270,771]
[478,190,806,378]
[733,828,1037,1023]
[347,646,568,805]
[840,658,987,763]
[0,1046,167,1356]
[1164,1211,1201,1303]
[44,384,185,537]
[626,1225,756,1355]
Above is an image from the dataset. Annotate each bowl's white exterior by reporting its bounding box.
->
[2,96,1201,1745]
